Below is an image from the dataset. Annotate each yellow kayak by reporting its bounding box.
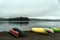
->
[31,28,48,34]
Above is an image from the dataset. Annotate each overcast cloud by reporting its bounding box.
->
[0,0,59,18]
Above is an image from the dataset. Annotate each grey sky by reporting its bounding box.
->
[0,0,59,18]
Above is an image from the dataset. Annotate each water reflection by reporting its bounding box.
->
[0,22,30,32]
[9,22,29,26]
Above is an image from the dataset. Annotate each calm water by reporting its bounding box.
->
[0,21,60,32]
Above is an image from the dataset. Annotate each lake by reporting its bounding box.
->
[0,21,60,32]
